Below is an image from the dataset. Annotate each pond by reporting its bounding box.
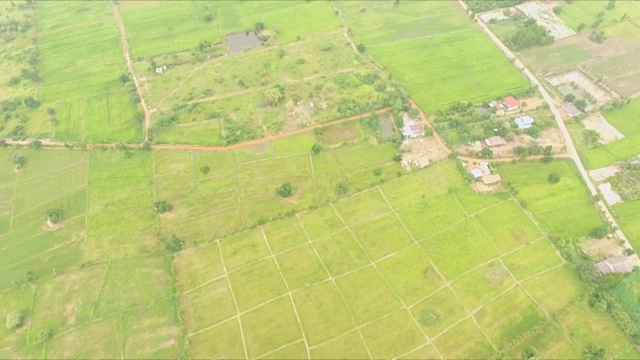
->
[226,32,262,54]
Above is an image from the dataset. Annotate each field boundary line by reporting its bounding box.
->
[151,151,161,234]
[376,186,498,352]
[368,28,475,48]
[452,191,504,256]
[394,343,444,360]
[295,214,373,359]
[0,213,85,252]
[26,284,37,345]
[309,154,318,205]
[179,273,228,296]
[215,244,249,359]
[499,258,551,319]
[81,96,87,142]
[255,339,305,360]
[83,152,91,263]
[0,238,78,271]
[231,152,245,228]
[89,261,111,321]
[119,313,125,360]
[260,227,312,359]
[10,183,87,219]
[329,202,433,346]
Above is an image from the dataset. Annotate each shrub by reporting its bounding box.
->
[356,43,366,53]
[47,208,63,224]
[164,234,184,253]
[23,96,40,109]
[276,182,294,198]
[553,6,562,14]
[154,201,173,214]
[255,22,265,32]
[5,312,23,330]
[311,143,323,154]
[200,165,210,175]
[393,154,402,162]
[548,173,560,184]
[589,226,608,239]
[11,152,26,168]
[623,248,635,256]
[372,167,382,176]
[335,181,349,196]
[408,108,419,119]
[37,328,52,342]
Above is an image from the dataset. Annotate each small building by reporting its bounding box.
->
[562,101,583,117]
[482,173,502,185]
[514,115,535,130]
[502,96,521,111]
[485,136,507,147]
[595,256,633,275]
[155,65,168,75]
[470,168,483,178]
[402,123,424,138]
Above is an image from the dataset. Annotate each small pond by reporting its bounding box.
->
[226,32,262,54]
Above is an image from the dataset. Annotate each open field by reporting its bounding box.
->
[138,31,397,146]
[173,159,635,359]
[572,99,640,169]
[35,1,142,143]
[612,199,640,251]
[335,1,529,112]
[496,160,607,238]
[120,1,340,59]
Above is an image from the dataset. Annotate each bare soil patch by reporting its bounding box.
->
[583,237,628,258]
[470,182,504,194]
[284,101,312,132]
[547,70,613,105]
[589,165,621,182]
[582,114,625,144]
[400,136,449,170]
[321,123,360,145]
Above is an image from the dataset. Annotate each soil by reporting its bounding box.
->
[583,237,628,258]
[321,123,360,144]
[547,70,613,104]
[470,181,504,194]
[44,219,62,231]
[400,136,449,170]
[589,165,621,182]
[284,101,312,132]
[582,113,625,144]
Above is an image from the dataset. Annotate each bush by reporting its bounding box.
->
[356,43,366,53]
[276,182,294,198]
[37,328,52,342]
[623,248,635,256]
[23,95,40,109]
[553,6,562,14]
[548,173,560,184]
[11,152,26,168]
[5,312,23,330]
[47,208,63,224]
[154,201,173,214]
[164,234,183,253]
[372,167,382,176]
[407,108,419,119]
[335,181,349,196]
[200,165,210,175]
[311,143,323,154]
[392,154,402,162]
[589,226,609,239]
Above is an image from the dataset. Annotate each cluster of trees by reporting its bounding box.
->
[276,183,294,198]
[164,234,183,252]
[11,151,25,168]
[465,0,526,13]
[564,94,588,111]
[154,201,173,214]
[610,161,640,201]
[5,312,23,330]
[0,18,32,43]
[47,208,63,224]
[505,17,554,51]
[223,118,257,146]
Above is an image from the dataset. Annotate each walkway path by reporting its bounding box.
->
[110,1,152,142]
[461,0,637,254]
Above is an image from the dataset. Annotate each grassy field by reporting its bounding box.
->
[496,160,607,238]
[120,1,340,59]
[335,1,529,113]
[35,1,142,143]
[579,99,640,169]
[173,159,635,359]
[140,32,396,145]
[555,0,640,33]
[612,199,640,251]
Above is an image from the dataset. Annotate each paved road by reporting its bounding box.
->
[461,1,636,253]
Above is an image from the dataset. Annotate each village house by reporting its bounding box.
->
[402,123,424,138]
[482,173,502,185]
[514,115,535,130]
[502,96,521,111]
[485,136,507,147]
[562,101,583,118]
[595,255,633,275]
[155,65,168,75]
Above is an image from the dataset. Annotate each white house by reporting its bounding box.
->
[514,116,535,130]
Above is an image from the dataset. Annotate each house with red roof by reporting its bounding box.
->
[502,96,521,111]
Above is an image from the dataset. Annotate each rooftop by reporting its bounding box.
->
[503,96,521,108]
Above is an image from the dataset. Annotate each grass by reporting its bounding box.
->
[410,287,468,337]
[612,199,640,250]
[555,1,640,33]
[359,309,426,359]
[496,160,607,238]
[451,261,516,311]
[522,265,585,314]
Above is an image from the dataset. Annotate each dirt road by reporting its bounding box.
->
[6,107,392,152]
[464,0,637,255]
[110,1,151,142]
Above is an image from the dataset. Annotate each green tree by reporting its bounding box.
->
[548,173,560,184]
[11,151,26,168]
[276,182,294,198]
[47,208,63,224]
[154,201,173,214]
[372,167,382,176]
[264,87,283,105]
[479,147,494,159]
[589,226,608,239]
[200,165,210,175]
[37,328,52,343]
[335,181,349,196]
[582,344,605,360]
[5,312,23,330]
[311,143,323,154]
[522,346,540,360]
[356,43,366,53]
[255,21,265,31]
[553,6,562,14]
[164,234,184,253]
[23,95,40,109]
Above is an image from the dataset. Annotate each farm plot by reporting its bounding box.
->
[554,0,640,34]
[143,32,397,145]
[0,149,88,291]
[35,2,142,143]
[367,30,528,113]
[612,200,640,251]
[172,159,625,358]
[581,98,640,169]
[335,1,528,112]
[497,160,607,238]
